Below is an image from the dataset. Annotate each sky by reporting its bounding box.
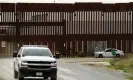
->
[0,0,133,3]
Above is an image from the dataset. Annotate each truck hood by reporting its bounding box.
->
[21,56,56,62]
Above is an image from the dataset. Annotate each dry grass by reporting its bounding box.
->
[109,53,133,80]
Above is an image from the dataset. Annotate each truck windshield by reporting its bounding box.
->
[22,48,52,57]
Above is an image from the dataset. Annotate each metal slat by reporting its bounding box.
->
[85,11,87,34]
[103,11,105,34]
[90,10,92,34]
[114,11,116,34]
[96,11,98,34]
[120,11,122,34]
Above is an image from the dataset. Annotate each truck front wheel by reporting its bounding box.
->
[44,77,48,79]
[51,78,57,80]
[14,68,18,79]
[18,70,24,80]
[116,54,120,57]
[18,75,24,80]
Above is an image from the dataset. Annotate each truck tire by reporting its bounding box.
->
[44,77,48,79]
[116,54,120,58]
[98,54,103,58]
[18,76,24,80]
[14,68,18,79]
[18,71,24,80]
[51,77,57,80]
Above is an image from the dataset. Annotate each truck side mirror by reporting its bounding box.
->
[18,54,20,57]
[13,51,18,57]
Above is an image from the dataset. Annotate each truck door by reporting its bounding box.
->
[105,49,113,57]
[111,49,117,57]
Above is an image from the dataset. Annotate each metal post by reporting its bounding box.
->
[15,3,20,50]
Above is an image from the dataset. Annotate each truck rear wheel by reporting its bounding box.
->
[98,54,103,58]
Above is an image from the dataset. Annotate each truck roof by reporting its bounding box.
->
[22,45,48,47]
[22,45,49,49]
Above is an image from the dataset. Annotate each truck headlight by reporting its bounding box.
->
[21,61,28,66]
[51,62,57,67]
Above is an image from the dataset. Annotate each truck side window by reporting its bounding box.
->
[105,49,111,52]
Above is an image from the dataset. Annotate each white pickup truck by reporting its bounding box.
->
[94,48,124,58]
[13,45,58,80]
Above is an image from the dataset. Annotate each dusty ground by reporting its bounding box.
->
[0,57,127,80]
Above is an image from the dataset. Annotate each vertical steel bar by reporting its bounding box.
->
[96,11,97,34]
[120,11,122,34]
[79,11,81,34]
[91,10,92,34]
[85,10,87,34]
[74,11,76,34]
[84,10,86,34]
[126,11,128,34]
